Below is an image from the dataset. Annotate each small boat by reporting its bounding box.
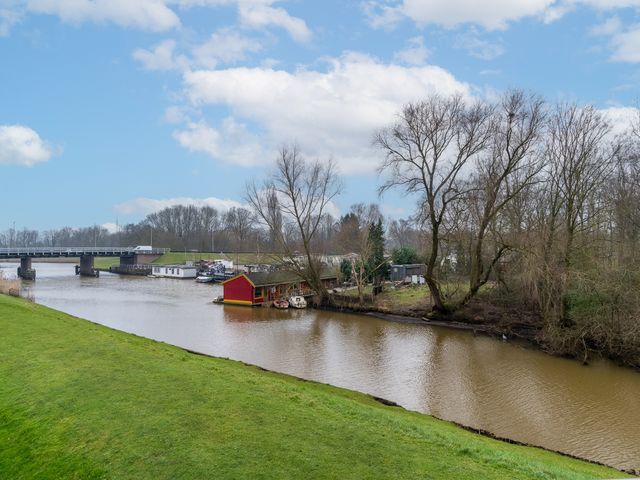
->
[273,299,289,309]
[288,295,307,309]
[196,275,215,283]
[212,295,224,304]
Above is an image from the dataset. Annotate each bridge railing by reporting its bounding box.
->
[0,247,170,256]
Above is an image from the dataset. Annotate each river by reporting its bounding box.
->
[2,262,639,471]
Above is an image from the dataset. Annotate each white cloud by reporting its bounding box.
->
[367,0,556,30]
[1,0,311,41]
[393,36,430,65]
[365,0,640,30]
[363,1,405,30]
[590,16,640,63]
[454,28,505,59]
[237,0,311,42]
[577,0,640,8]
[25,0,181,32]
[601,106,639,136]
[180,52,470,174]
[192,28,263,68]
[610,24,640,62]
[173,117,266,166]
[115,196,245,215]
[101,222,120,234]
[0,6,22,36]
[163,105,192,124]
[590,16,622,35]
[133,39,187,71]
[0,125,54,167]
[133,29,262,71]
[171,0,311,42]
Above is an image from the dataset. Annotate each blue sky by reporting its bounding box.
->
[1,0,639,231]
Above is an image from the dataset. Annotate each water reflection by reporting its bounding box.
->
[2,262,638,471]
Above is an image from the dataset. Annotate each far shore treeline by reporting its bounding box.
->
[3,90,640,368]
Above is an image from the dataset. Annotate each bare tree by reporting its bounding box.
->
[246,145,342,303]
[462,90,546,304]
[375,94,493,312]
[542,104,618,325]
[225,207,254,252]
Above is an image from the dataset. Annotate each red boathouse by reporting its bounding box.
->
[222,270,338,306]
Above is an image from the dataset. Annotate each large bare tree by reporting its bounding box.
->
[375,94,493,312]
[246,145,342,303]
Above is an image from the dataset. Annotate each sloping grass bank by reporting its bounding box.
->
[0,295,627,479]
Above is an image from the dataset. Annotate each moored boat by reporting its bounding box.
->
[273,299,289,309]
[196,275,215,283]
[288,295,307,309]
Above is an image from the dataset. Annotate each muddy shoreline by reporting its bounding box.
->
[320,300,640,373]
[321,301,540,342]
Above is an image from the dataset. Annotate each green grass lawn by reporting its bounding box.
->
[92,252,276,270]
[0,295,627,480]
[339,281,495,311]
[93,257,119,269]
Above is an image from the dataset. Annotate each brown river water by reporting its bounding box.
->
[2,262,639,471]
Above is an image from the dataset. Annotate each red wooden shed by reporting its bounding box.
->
[222,270,338,306]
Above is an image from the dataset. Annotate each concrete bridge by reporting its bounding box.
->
[0,247,169,279]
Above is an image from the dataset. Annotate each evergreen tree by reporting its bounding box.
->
[367,219,388,285]
[339,258,352,283]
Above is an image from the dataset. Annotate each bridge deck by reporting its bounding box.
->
[0,247,169,259]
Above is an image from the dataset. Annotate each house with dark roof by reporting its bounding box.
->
[222,269,338,306]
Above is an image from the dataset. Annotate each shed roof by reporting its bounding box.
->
[246,269,337,287]
[154,264,198,269]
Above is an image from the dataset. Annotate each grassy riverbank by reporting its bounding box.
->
[0,295,627,479]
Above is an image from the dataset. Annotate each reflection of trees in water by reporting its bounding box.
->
[423,331,547,438]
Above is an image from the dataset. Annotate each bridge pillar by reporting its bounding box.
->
[17,257,36,280]
[78,255,99,277]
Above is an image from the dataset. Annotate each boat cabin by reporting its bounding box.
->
[222,270,338,306]
[151,265,198,279]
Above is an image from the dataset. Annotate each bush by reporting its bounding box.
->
[0,271,21,297]
[391,246,420,265]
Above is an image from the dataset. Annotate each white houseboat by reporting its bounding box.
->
[151,265,198,279]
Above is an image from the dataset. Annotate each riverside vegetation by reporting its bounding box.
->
[0,294,630,479]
